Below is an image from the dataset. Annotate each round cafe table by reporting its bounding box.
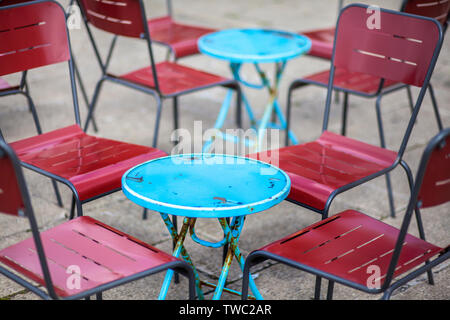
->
[122,153,291,299]
[198,28,311,151]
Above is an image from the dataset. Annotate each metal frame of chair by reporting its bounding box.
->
[78,0,241,148]
[0,0,167,219]
[0,72,42,134]
[287,0,450,218]
[247,3,444,299]
[0,138,195,300]
[243,127,450,300]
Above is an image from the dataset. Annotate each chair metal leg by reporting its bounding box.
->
[69,193,83,220]
[285,83,295,147]
[73,57,99,132]
[84,78,105,132]
[152,96,163,148]
[400,160,434,285]
[22,91,42,135]
[314,276,322,299]
[142,208,148,220]
[375,94,396,218]
[341,92,349,136]
[172,96,179,146]
[326,280,334,300]
[235,84,242,128]
[51,180,63,208]
[406,85,414,115]
[427,83,443,131]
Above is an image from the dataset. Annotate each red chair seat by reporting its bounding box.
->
[118,61,229,96]
[248,131,398,210]
[0,216,180,297]
[300,27,335,60]
[148,16,216,59]
[303,67,400,95]
[257,210,442,288]
[10,125,167,201]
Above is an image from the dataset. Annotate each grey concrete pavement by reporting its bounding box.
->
[0,0,448,300]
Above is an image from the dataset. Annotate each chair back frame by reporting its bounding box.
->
[382,127,450,289]
[0,0,82,128]
[77,0,163,94]
[323,4,443,162]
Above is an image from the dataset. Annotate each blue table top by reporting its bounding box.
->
[122,154,291,218]
[198,28,311,63]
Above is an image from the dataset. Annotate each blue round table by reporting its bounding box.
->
[122,153,290,299]
[198,29,311,150]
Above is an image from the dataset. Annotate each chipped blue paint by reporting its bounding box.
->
[122,153,291,218]
[198,28,311,63]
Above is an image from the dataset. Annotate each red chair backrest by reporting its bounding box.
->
[0,141,27,217]
[78,0,146,38]
[403,0,450,26]
[417,129,450,208]
[0,1,70,76]
[333,5,442,87]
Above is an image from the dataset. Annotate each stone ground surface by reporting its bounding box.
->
[0,0,449,301]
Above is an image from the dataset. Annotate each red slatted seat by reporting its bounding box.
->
[10,125,166,201]
[248,130,397,210]
[0,216,180,297]
[0,135,195,300]
[148,16,216,59]
[302,68,400,95]
[118,61,229,96]
[259,210,441,288]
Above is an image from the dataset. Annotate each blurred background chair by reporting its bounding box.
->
[78,0,241,149]
[243,127,450,300]
[147,0,217,61]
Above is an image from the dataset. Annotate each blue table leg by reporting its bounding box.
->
[158,214,204,300]
[213,217,264,300]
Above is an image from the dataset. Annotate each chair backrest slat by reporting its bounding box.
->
[333,5,441,87]
[78,0,145,38]
[0,1,70,76]
[417,130,450,208]
[403,0,450,26]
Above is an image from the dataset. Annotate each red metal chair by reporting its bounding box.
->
[298,0,344,60]
[287,0,450,218]
[0,138,195,300]
[78,0,241,147]
[243,127,450,300]
[147,0,217,60]
[0,0,167,219]
[247,4,444,299]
